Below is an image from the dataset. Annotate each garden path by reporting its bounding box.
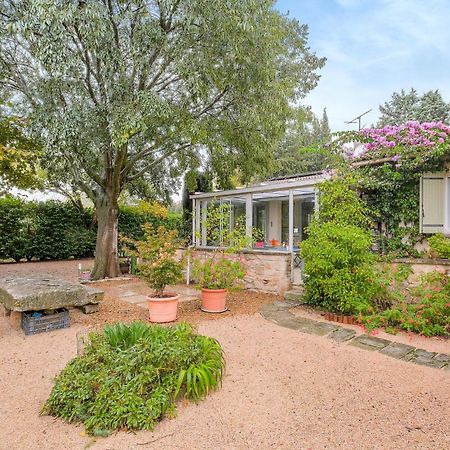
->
[261,300,450,371]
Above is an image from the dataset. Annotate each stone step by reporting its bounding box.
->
[284,289,305,302]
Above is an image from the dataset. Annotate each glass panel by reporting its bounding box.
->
[301,198,315,240]
[253,201,267,245]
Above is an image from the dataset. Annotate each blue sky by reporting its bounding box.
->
[275,0,450,131]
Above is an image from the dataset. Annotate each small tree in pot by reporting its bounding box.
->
[193,257,245,312]
[192,203,260,313]
[128,224,184,322]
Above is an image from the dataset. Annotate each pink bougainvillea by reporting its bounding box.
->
[350,121,450,161]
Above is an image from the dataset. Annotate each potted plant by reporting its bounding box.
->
[119,256,131,274]
[193,256,245,312]
[129,224,184,323]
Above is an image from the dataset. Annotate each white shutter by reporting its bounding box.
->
[420,173,444,233]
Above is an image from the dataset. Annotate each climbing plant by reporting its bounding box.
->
[334,121,450,256]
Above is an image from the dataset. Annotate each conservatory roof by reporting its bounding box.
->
[190,172,324,200]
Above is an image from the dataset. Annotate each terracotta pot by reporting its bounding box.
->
[200,288,228,313]
[147,293,179,323]
[79,271,91,281]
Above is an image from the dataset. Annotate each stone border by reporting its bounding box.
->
[260,301,450,372]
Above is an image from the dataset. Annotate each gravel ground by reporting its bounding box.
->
[1,313,449,450]
[0,258,95,282]
[1,260,449,449]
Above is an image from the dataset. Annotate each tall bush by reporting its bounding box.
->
[301,176,380,314]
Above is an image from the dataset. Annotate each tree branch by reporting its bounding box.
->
[127,143,191,181]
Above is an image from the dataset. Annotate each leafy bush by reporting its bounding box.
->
[0,197,181,261]
[301,175,384,314]
[301,222,377,314]
[43,322,225,435]
[428,233,450,259]
[361,272,450,336]
[126,224,184,296]
[119,201,182,243]
[0,196,29,261]
[193,256,245,290]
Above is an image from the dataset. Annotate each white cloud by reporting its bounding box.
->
[302,0,450,130]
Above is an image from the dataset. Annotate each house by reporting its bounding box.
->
[190,168,449,294]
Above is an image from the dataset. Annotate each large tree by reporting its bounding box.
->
[272,107,333,177]
[0,104,41,193]
[0,0,324,278]
[378,88,450,126]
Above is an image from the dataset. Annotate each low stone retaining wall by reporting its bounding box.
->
[391,258,450,285]
[186,248,291,295]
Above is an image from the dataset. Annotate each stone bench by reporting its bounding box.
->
[0,275,104,329]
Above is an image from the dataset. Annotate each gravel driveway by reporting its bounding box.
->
[0,312,449,450]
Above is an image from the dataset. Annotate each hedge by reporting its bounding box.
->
[0,197,182,262]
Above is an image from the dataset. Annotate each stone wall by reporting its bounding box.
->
[391,258,450,286]
[187,248,291,295]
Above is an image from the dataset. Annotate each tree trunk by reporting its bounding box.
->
[90,193,121,280]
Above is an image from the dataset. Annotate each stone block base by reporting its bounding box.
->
[78,303,100,314]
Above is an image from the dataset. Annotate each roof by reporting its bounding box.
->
[190,172,324,200]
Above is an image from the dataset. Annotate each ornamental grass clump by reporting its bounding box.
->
[43,322,225,435]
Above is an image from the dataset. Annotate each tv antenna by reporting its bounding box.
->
[345,109,372,131]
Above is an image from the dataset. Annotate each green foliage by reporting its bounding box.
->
[0,197,180,262]
[317,176,369,227]
[192,257,245,290]
[43,322,225,434]
[0,197,94,261]
[130,224,184,296]
[378,88,450,126]
[0,112,42,193]
[357,165,423,257]
[301,222,377,314]
[361,272,450,336]
[301,175,382,314]
[119,202,182,243]
[273,107,337,177]
[428,233,450,259]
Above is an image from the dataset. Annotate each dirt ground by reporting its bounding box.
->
[1,260,450,449]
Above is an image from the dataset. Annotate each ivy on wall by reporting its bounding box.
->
[332,121,450,256]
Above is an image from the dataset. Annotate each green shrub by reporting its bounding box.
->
[0,197,181,261]
[0,196,30,261]
[361,271,450,336]
[301,175,384,314]
[119,202,182,243]
[428,233,450,259]
[301,222,377,314]
[192,256,245,290]
[43,322,225,435]
[131,224,184,296]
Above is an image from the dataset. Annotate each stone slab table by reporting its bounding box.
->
[0,275,104,319]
